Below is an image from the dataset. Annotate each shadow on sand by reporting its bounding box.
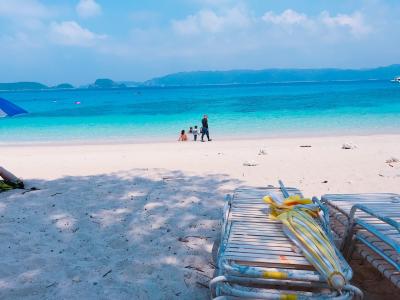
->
[0,169,242,300]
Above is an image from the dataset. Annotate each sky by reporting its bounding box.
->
[0,0,399,85]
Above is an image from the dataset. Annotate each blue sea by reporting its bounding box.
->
[1,80,400,144]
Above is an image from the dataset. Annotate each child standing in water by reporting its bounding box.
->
[192,126,199,141]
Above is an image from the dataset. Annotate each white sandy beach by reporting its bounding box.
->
[1,134,400,299]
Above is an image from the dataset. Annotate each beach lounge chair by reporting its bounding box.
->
[210,184,362,299]
[321,193,400,288]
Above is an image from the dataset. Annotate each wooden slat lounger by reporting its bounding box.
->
[321,194,400,289]
[210,187,361,299]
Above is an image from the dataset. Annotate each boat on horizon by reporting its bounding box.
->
[391,76,400,82]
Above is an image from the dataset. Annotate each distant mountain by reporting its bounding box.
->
[0,79,126,91]
[53,83,74,89]
[88,78,126,89]
[1,65,399,91]
[0,82,48,91]
[0,82,75,91]
[118,81,141,87]
[144,64,400,86]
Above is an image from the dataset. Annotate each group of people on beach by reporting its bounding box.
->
[179,115,212,142]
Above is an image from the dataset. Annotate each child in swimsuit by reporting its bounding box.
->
[178,130,188,141]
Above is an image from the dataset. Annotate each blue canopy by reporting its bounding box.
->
[0,97,28,117]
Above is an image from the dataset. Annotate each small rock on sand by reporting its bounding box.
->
[243,161,258,166]
[258,149,267,155]
[385,157,399,164]
[342,143,356,150]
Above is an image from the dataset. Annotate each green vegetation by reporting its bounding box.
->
[144,64,400,86]
[89,78,126,89]
[0,82,48,91]
[53,83,74,89]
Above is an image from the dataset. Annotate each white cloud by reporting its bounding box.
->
[76,0,101,18]
[172,6,251,35]
[262,9,309,26]
[50,21,106,47]
[172,14,200,35]
[0,0,51,19]
[262,9,370,37]
[0,31,41,49]
[320,11,370,37]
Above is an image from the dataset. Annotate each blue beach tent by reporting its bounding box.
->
[0,97,28,117]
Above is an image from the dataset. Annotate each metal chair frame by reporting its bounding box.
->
[210,186,361,299]
[321,193,400,288]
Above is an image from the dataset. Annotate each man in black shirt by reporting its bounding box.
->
[201,115,211,142]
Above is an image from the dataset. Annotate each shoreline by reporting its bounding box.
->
[1,131,400,148]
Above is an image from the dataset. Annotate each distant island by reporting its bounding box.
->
[0,82,49,91]
[0,78,126,91]
[0,65,399,91]
[144,64,400,86]
[54,83,74,89]
[0,82,74,91]
[88,78,126,89]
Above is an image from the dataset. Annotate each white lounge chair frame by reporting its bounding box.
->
[210,185,362,299]
[321,193,400,288]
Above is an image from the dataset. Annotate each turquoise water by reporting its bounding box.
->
[1,80,400,143]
